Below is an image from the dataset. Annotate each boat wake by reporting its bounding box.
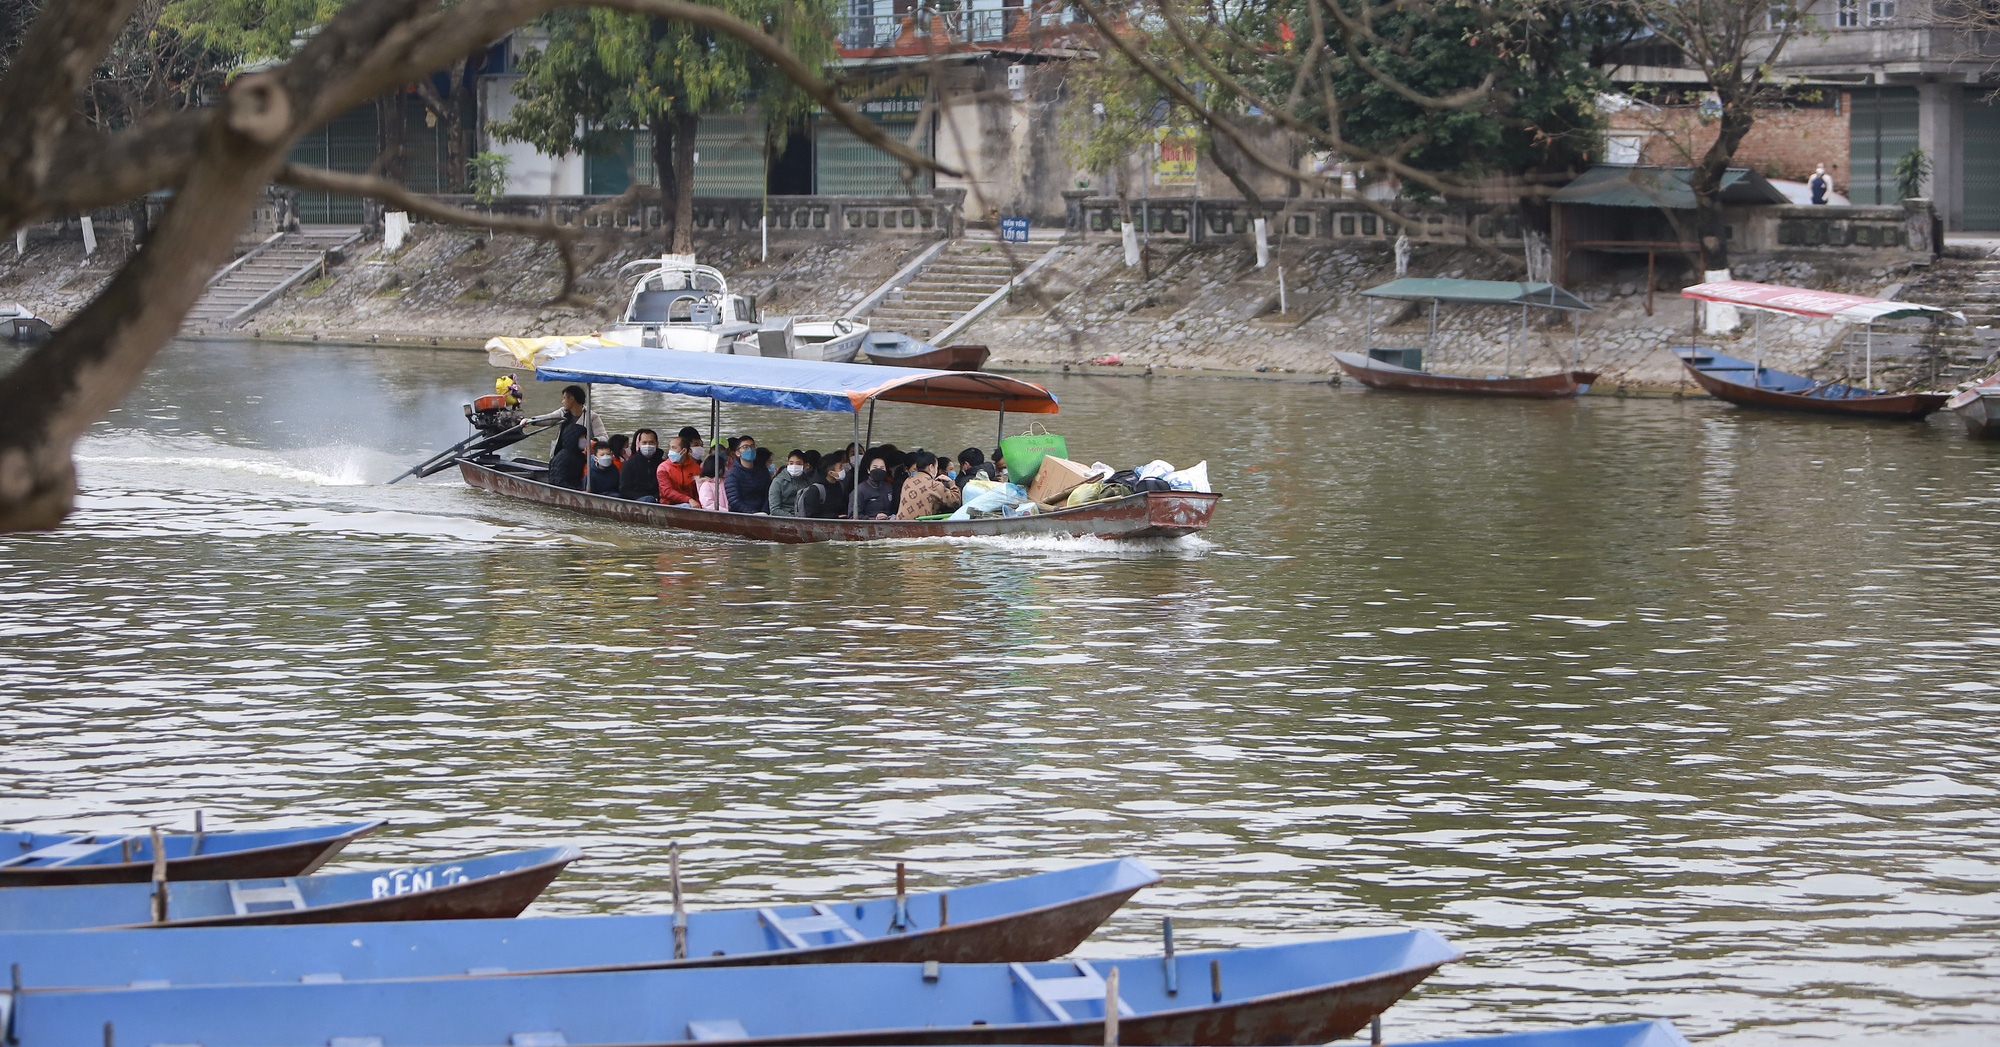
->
[877,532,1214,557]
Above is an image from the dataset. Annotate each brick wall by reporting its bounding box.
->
[1607,105,1850,191]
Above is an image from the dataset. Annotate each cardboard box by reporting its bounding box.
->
[1027,454,1093,505]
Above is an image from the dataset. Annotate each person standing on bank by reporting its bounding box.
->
[523,384,605,490]
[1809,164,1830,205]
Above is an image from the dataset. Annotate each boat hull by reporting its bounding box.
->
[1674,348,1947,420]
[865,344,992,371]
[459,462,1217,543]
[1945,385,2000,438]
[0,822,381,887]
[1332,352,1594,398]
[5,933,1461,1047]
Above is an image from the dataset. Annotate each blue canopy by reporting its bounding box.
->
[536,347,1058,414]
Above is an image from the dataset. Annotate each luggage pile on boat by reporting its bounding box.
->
[0,816,1694,1047]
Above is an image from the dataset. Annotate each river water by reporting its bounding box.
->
[3,339,1997,1044]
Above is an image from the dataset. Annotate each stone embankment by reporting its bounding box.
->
[2,222,1970,389]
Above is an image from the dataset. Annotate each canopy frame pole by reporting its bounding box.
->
[1514,303,1525,379]
[1572,312,1580,369]
[709,398,721,506]
[850,408,863,518]
[582,382,593,494]
[1365,298,1373,354]
[1755,312,1764,388]
[1865,323,1874,391]
[853,400,876,518]
[997,401,1006,458]
[1428,298,1437,367]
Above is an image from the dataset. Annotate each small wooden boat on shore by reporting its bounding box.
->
[427,347,1218,544]
[862,332,992,371]
[1332,351,1596,399]
[0,302,52,343]
[1945,373,2000,438]
[0,821,382,887]
[1,858,1159,990]
[1672,347,1947,420]
[1339,278,1598,398]
[1675,280,1962,420]
[0,846,578,931]
[3,931,1461,1047]
[1389,1021,1691,1047]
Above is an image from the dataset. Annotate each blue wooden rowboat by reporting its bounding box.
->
[0,931,1460,1047]
[0,821,384,887]
[0,858,1157,988]
[1672,347,1947,420]
[1389,1021,1691,1047]
[0,846,578,931]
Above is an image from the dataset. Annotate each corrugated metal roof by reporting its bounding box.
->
[1360,278,1593,311]
[1550,165,1790,209]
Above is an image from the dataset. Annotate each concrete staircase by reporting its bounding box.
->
[868,241,1036,339]
[182,226,363,332]
[1842,255,2000,388]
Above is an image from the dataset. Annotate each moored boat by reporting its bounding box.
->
[1672,347,1947,420]
[1,931,1461,1047]
[862,332,992,371]
[0,846,578,931]
[1340,278,1598,398]
[1944,373,2000,438]
[429,347,1219,544]
[0,858,1159,989]
[0,820,382,887]
[1675,279,1962,420]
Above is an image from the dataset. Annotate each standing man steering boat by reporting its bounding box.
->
[523,384,606,490]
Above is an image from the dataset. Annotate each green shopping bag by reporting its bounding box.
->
[999,423,1067,485]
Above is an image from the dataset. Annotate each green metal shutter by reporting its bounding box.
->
[1963,94,2000,231]
[1848,87,1919,206]
[814,118,922,194]
[585,133,635,196]
[287,105,379,224]
[694,114,767,195]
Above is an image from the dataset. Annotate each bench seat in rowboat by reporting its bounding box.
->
[0,858,1157,988]
[0,931,1461,1047]
[0,847,577,930]
[0,822,383,887]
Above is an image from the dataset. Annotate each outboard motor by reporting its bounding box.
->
[464,394,522,436]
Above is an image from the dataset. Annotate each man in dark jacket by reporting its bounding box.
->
[620,428,663,501]
[799,457,853,518]
[956,447,995,489]
[853,457,898,519]
[585,440,622,494]
[725,446,773,514]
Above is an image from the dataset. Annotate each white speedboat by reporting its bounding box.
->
[486,258,868,368]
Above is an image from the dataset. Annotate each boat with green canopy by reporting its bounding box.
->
[401,347,1218,544]
[1332,278,1599,398]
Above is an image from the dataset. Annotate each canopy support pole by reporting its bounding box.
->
[1514,304,1525,378]
[850,409,863,518]
[853,400,875,518]
[1428,299,1437,367]
[1572,312,1580,369]
[1755,313,1764,388]
[996,402,1006,456]
[582,383,593,494]
[1365,298,1373,353]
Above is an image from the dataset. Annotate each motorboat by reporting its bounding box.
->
[485,258,868,369]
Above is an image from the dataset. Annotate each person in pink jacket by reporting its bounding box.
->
[696,455,730,511]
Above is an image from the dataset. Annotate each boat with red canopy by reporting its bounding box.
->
[1331,278,1599,398]
[411,348,1218,544]
[1673,280,1963,420]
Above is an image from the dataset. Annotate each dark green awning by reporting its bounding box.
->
[1549,165,1790,209]
[1359,278,1593,312]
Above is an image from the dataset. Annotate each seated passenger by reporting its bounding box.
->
[896,451,964,520]
[697,455,730,511]
[799,456,851,518]
[585,440,621,494]
[767,449,813,518]
[677,426,707,465]
[854,457,898,519]
[608,433,631,463]
[657,435,700,505]
[956,447,995,489]
[726,446,773,514]
[621,428,663,502]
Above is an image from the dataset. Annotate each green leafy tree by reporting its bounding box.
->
[494,0,838,254]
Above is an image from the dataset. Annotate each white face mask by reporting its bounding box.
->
[594,454,613,467]
[638,443,659,456]
[786,464,805,477]
[691,446,708,461]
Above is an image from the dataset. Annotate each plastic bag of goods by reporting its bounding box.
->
[1163,461,1210,493]
[1135,460,1176,480]
[948,480,1033,521]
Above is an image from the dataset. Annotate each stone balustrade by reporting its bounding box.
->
[1059,190,1530,248]
[410,191,964,239]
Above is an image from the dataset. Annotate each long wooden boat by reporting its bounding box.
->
[0,846,578,931]
[1,858,1159,990]
[1332,351,1596,399]
[1,931,1461,1047]
[462,461,1217,543]
[862,332,992,371]
[1388,1021,1691,1047]
[0,821,382,887]
[423,347,1219,544]
[1672,347,1948,420]
[1944,376,2000,438]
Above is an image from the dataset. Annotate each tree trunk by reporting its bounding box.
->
[1688,95,1756,272]
[374,92,406,185]
[412,61,470,192]
[653,111,699,255]
[1205,137,1265,219]
[0,79,292,530]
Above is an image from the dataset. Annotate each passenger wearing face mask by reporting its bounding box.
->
[725,442,772,514]
[657,436,700,506]
[766,449,814,518]
[895,450,963,520]
[620,428,663,502]
[853,457,899,519]
[585,440,622,494]
[798,454,851,518]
